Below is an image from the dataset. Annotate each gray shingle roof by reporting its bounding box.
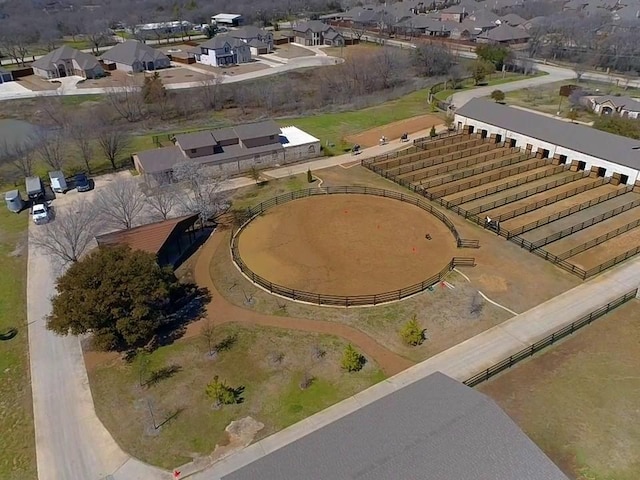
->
[477,23,530,41]
[199,34,246,50]
[231,26,268,39]
[456,98,640,171]
[293,20,332,33]
[135,146,185,174]
[221,372,569,480]
[234,119,281,140]
[593,95,640,110]
[100,40,169,66]
[32,45,100,71]
[174,131,215,150]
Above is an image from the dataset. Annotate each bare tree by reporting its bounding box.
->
[172,161,229,223]
[85,18,110,55]
[573,62,587,83]
[96,126,131,170]
[35,130,66,171]
[201,317,216,357]
[31,201,99,264]
[0,22,39,66]
[66,117,95,173]
[144,187,178,220]
[2,140,35,177]
[96,179,146,229]
[199,75,223,110]
[105,82,145,123]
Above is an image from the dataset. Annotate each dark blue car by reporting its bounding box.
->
[75,173,91,192]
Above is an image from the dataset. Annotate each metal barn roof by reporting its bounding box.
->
[456,98,640,171]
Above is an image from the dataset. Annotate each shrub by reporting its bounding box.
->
[429,125,437,138]
[341,344,365,372]
[205,375,237,406]
[307,168,313,183]
[400,315,425,346]
[490,89,505,103]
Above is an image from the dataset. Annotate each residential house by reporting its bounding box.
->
[395,15,451,37]
[215,372,570,480]
[100,40,171,73]
[194,35,251,66]
[468,8,500,31]
[231,26,274,54]
[590,95,640,118]
[31,45,104,79]
[476,23,530,44]
[499,13,527,27]
[133,120,320,181]
[439,4,470,23]
[444,19,484,40]
[293,20,344,46]
[0,67,14,84]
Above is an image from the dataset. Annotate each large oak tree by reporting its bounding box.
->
[47,245,180,351]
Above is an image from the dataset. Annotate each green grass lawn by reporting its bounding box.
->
[88,323,384,469]
[434,72,546,101]
[0,207,35,480]
[278,88,434,155]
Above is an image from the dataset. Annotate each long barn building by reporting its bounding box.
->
[454,98,640,188]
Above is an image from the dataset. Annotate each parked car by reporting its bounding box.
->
[49,171,68,194]
[75,173,91,192]
[31,203,50,225]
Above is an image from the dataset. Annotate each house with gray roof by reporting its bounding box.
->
[0,66,13,84]
[293,20,344,46]
[214,372,569,480]
[499,12,527,26]
[231,26,273,54]
[591,94,640,118]
[477,23,530,44]
[100,40,170,73]
[31,45,104,79]
[395,15,451,36]
[194,35,251,67]
[455,98,640,185]
[133,120,320,181]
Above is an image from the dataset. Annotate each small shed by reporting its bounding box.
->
[95,214,202,266]
[212,13,244,27]
[5,190,25,213]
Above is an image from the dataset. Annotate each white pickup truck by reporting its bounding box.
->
[31,203,51,225]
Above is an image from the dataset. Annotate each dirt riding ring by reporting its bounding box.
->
[231,186,476,307]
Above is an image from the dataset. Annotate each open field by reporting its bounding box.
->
[502,80,640,122]
[323,42,382,58]
[434,72,545,101]
[365,132,640,278]
[87,322,385,469]
[279,89,436,155]
[0,208,35,480]
[479,298,640,480]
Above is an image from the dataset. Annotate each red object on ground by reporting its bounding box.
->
[173,470,181,479]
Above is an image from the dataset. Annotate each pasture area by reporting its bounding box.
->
[479,298,640,480]
[0,208,35,480]
[237,194,457,296]
[502,80,640,122]
[364,132,640,279]
[87,323,385,469]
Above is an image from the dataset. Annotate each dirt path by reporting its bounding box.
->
[191,231,415,377]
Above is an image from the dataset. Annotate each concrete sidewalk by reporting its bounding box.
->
[194,255,640,480]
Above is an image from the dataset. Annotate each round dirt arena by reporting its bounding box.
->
[236,194,457,297]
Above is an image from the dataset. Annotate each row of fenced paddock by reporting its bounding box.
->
[363,133,640,279]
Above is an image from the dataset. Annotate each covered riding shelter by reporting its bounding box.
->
[95,214,201,266]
